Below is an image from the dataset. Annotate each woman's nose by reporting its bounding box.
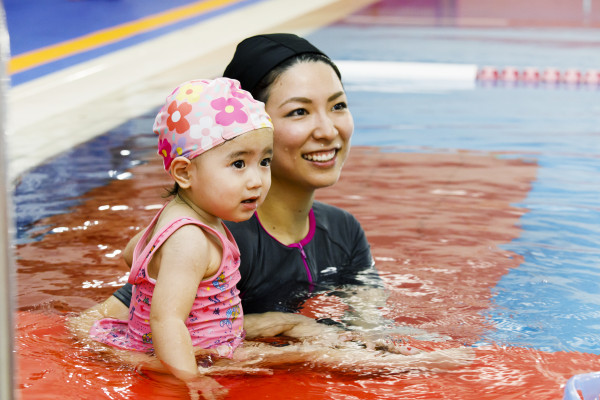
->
[312,112,337,141]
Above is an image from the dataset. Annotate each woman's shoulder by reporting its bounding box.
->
[223,213,261,246]
[312,201,361,228]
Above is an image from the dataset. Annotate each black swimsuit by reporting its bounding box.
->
[113,201,377,314]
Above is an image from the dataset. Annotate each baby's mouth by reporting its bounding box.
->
[302,149,337,162]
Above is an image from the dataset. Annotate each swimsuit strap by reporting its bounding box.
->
[131,204,168,258]
[128,212,237,284]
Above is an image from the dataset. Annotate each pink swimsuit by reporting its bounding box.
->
[90,205,244,357]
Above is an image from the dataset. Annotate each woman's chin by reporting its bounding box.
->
[273,164,343,191]
[311,174,342,190]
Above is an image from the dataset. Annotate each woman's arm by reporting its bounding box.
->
[244,312,348,345]
[338,212,393,330]
[68,296,130,343]
[243,312,316,338]
[243,312,421,356]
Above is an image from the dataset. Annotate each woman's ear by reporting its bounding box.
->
[170,156,192,189]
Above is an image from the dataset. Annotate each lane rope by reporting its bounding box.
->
[477,66,600,85]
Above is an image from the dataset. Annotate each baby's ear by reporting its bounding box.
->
[169,156,192,189]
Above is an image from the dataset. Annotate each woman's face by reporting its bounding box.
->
[264,61,354,191]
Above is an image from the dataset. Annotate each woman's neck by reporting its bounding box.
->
[257,179,315,245]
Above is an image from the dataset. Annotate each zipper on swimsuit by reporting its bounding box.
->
[298,243,314,288]
[254,210,316,287]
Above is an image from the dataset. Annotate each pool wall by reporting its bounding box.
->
[0,4,15,400]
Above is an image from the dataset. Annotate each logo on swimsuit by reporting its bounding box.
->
[142,331,152,344]
[212,272,229,292]
[320,266,338,275]
[219,305,240,329]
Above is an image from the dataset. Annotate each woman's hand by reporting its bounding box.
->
[364,336,421,355]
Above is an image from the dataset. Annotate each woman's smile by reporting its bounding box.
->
[302,148,339,164]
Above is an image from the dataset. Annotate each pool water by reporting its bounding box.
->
[13,13,600,400]
[343,84,600,355]
[311,23,600,356]
[14,85,600,399]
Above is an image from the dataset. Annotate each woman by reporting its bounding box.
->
[109,33,379,319]
[71,35,472,394]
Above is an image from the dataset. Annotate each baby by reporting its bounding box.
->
[89,78,273,387]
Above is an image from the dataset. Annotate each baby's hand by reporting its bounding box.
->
[186,375,227,400]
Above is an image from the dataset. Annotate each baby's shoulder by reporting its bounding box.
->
[151,207,218,252]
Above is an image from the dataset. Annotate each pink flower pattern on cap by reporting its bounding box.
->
[153,78,273,171]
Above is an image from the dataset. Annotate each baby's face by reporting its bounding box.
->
[188,127,273,222]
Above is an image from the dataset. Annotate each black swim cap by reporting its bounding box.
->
[223,33,327,93]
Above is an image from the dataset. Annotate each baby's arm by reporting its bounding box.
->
[150,225,219,383]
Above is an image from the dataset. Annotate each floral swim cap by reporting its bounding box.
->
[153,78,273,171]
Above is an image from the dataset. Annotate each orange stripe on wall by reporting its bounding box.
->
[8,0,243,74]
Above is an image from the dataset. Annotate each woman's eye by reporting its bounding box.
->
[286,108,307,117]
[333,102,348,111]
[261,157,272,167]
[232,160,245,169]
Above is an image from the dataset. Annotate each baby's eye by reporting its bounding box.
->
[332,102,348,111]
[286,108,308,117]
[261,157,272,167]
[232,160,245,169]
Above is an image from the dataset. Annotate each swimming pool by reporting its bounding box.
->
[11,2,600,400]
[311,23,600,356]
